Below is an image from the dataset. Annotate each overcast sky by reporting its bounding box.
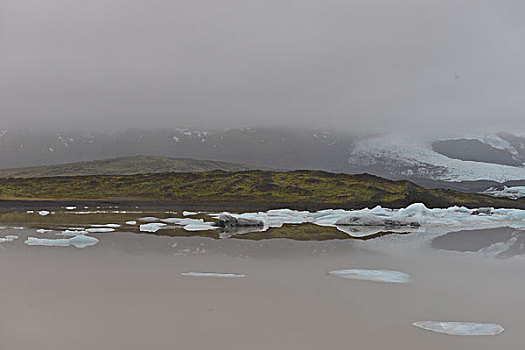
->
[1,0,525,132]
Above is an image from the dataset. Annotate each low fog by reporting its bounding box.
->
[1,0,525,133]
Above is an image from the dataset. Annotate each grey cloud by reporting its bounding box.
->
[1,0,525,132]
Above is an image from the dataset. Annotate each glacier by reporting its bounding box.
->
[349,132,525,182]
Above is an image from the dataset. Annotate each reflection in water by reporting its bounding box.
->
[432,227,525,258]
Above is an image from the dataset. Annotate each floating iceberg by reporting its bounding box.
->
[38,211,50,216]
[58,229,89,236]
[138,217,160,222]
[327,269,412,283]
[139,223,167,233]
[183,224,218,231]
[86,227,115,233]
[412,321,504,336]
[36,229,54,234]
[125,221,137,225]
[183,211,198,216]
[0,235,18,243]
[91,224,120,228]
[65,206,77,210]
[181,272,245,278]
[24,235,99,248]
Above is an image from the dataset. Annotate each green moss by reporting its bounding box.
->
[0,170,521,210]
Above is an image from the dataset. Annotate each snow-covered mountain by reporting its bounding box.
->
[347,132,525,183]
[0,127,356,171]
[2,127,525,197]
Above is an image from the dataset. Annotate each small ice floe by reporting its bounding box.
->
[12,227,25,230]
[64,206,77,210]
[90,224,121,228]
[161,218,204,225]
[125,221,137,225]
[36,229,54,234]
[86,227,115,233]
[412,321,504,336]
[181,272,245,278]
[26,210,34,214]
[183,211,198,216]
[24,235,99,248]
[138,217,160,222]
[38,211,50,216]
[57,229,89,236]
[139,223,167,233]
[183,224,218,231]
[0,235,19,243]
[327,269,412,283]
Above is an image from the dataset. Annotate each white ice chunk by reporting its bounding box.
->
[138,217,160,222]
[65,206,77,210]
[139,223,167,232]
[38,211,50,216]
[36,229,53,234]
[183,211,198,216]
[183,224,218,231]
[0,235,18,242]
[161,218,204,225]
[181,272,245,278]
[327,269,412,283]
[412,321,504,336]
[90,224,121,228]
[69,235,99,248]
[58,230,89,236]
[24,235,98,248]
[126,221,137,225]
[86,227,115,233]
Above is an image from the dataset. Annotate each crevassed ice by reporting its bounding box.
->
[181,272,245,278]
[412,321,504,336]
[328,269,412,283]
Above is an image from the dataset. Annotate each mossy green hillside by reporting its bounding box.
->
[0,170,521,210]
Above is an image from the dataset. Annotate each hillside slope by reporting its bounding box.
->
[0,170,522,210]
[0,156,257,178]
